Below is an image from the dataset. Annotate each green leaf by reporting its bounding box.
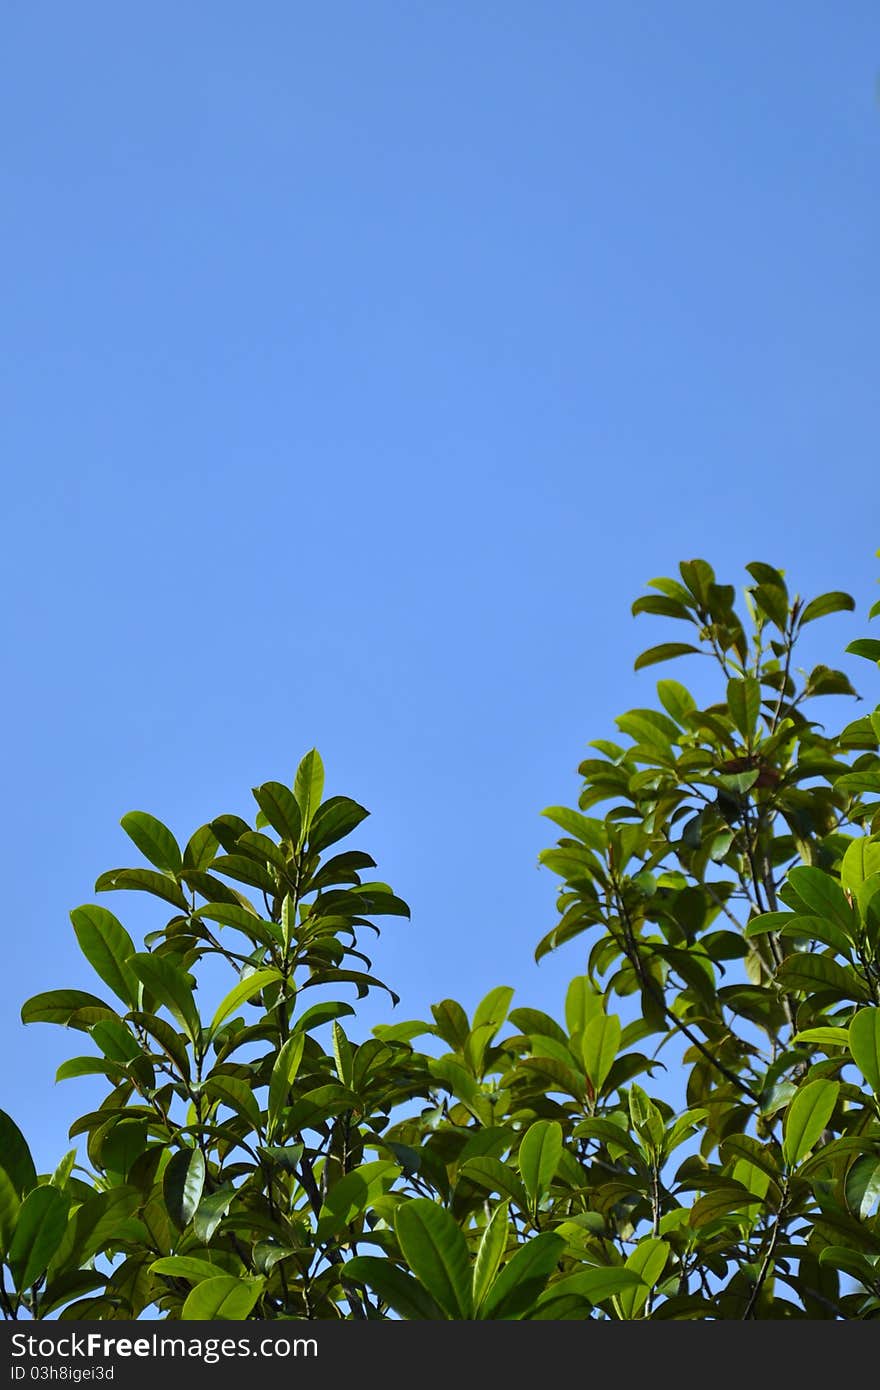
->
[70,905,138,1007]
[841,839,880,895]
[845,1156,880,1220]
[120,812,182,873]
[775,954,867,1002]
[181,1274,264,1320]
[634,643,701,672]
[150,1256,230,1284]
[316,1162,398,1240]
[541,807,606,851]
[193,1185,236,1244]
[344,1256,443,1320]
[208,968,282,1039]
[395,1199,473,1319]
[191,903,279,949]
[21,990,116,1031]
[183,824,219,870]
[656,679,697,725]
[0,1111,37,1196]
[94,867,189,911]
[535,1266,643,1313]
[727,676,761,742]
[431,999,471,1050]
[472,985,515,1033]
[518,1121,563,1209]
[293,748,325,839]
[479,1232,566,1320]
[7,1185,69,1292]
[458,1157,528,1209]
[205,1075,262,1131]
[129,953,201,1043]
[617,1238,668,1319]
[799,591,855,625]
[472,1201,510,1314]
[782,1079,840,1168]
[753,582,789,629]
[846,639,880,664]
[163,1148,206,1230]
[785,867,856,931]
[849,1008,880,1094]
[251,782,302,846]
[0,1167,21,1257]
[581,1012,621,1094]
[565,977,604,1037]
[307,796,369,853]
[267,1033,306,1139]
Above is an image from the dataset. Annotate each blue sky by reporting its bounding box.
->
[2,1,879,1172]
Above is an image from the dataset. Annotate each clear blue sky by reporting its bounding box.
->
[2,1,879,1172]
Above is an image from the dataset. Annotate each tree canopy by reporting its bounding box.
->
[3,555,880,1321]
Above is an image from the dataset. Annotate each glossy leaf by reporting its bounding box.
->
[94,867,189,911]
[251,782,302,845]
[181,1275,264,1320]
[616,1238,668,1319]
[395,1199,473,1319]
[799,591,855,624]
[293,748,325,839]
[163,1147,206,1229]
[7,1185,68,1292]
[208,968,282,1039]
[0,1167,21,1257]
[518,1121,563,1209]
[634,643,701,671]
[581,1012,621,1093]
[0,1110,37,1196]
[267,1033,306,1139]
[849,1008,880,1095]
[21,990,115,1031]
[783,1080,840,1168]
[128,953,201,1043]
[472,1201,510,1314]
[344,1257,443,1320]
[120,811,182,873]
[70,905,138,1007]
[479,1232,566,1320]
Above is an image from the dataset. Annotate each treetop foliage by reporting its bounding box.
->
[3,554,880,1321]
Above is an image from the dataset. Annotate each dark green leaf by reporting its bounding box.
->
[251,782,302,846]
[307,796,370,853]
[21,990,116,1031]
[193,1185,236,1244]
[163,1148,206,1230]
[0,1111,37,1196]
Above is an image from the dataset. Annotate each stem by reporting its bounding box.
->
[742,1179,789,1320]
[614,888,760,1102]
